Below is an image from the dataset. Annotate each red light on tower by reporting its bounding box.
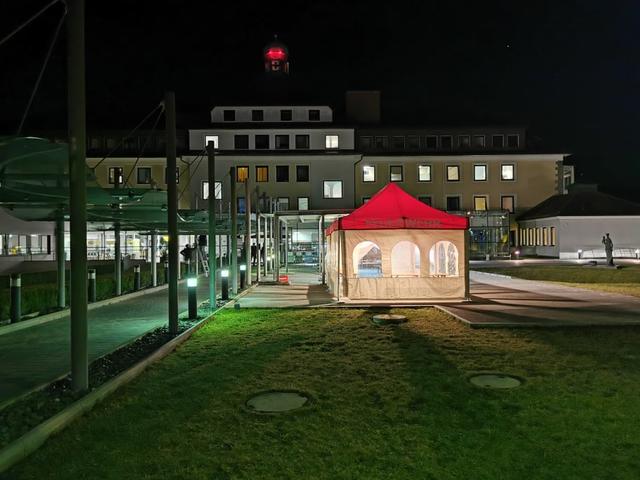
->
[264,37,289,74]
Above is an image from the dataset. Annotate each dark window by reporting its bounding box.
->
[137,167,151,184]
[407,136,419,149]
[440,136,452,149]
[296,165,309,182]
[275,135,289,149]
[251,109,264,121]
[360,136,373,149]
[108,167,123,185]
[374,136,388,149]
[255,134,269,149]
[390,165,403,182]
[280,109,293,121]
[425,136,437,149]
[234,135,249,149]
[295,135,310,149]
[276,165,289,182]
[446,196,460,211]
[237,197,246,214]
[391,136,405,149]
[308,109,320,121]
[418,196,432,206]
[501,195,515,213]
[492,135,504,148]
[459,135,471,148]
[223,109,235,121]
[507,134,519,148]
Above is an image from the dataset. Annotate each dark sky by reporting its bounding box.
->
[2,0,639,198]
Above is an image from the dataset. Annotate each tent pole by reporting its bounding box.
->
[151,231,157,286]
[55,215,65,308]
[230,167,238,295]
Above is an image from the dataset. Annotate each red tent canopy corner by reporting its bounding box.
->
[326,183,469,235]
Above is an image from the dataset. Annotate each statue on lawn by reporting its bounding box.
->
[602,233,614,266]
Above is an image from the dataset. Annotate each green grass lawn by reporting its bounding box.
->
[477,265,640,298]
[6,308,640,479]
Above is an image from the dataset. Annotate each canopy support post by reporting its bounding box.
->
[165,90,179,334]
[230,167,238,295]
[55,215,65,308]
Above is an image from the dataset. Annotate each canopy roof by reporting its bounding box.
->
[326,183,468,235]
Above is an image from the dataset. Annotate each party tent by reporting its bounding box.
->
[325,183,470,302]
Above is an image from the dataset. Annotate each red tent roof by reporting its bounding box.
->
[326,183,469,235]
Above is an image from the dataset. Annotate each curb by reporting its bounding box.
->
[0,285,252,474]
[470,270,513,280]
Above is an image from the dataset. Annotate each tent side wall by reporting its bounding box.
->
[327,228,468,301]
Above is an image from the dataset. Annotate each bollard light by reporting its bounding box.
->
[187,276,198,319]
[221,269,229,300]
[240,264,247,289]
[133,264,141,291]
[514,249,520,260]
[10,273,21,324]
[88,269,97,303]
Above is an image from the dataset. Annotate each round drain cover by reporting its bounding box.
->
[372,314,407,326]
[469,374,522,389]
[246,391,309,413]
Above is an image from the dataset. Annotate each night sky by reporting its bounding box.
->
[2,0,639,198]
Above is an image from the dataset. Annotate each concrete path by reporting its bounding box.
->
[0,279,212,405]
[440,271,640,328]
[238,265,334,308]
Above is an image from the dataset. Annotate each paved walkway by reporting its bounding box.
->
[0,279,212,405]
[440,271,640,328]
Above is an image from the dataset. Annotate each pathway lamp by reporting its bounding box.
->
[88,269,97,302]
[187,276,198,319]
[133,264,141,291]
[221,269,230,300]
[10,273,21,323]
[240,264,247,289]
[514,249,520,260]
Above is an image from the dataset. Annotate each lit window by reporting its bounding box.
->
[550,227,557,246]
[276,197,289,211]
[429,241,459,277]
[204,135,219,149]
[390,165,403,182]
[501,164,515,181]
[363,165,375,182]
[298,197,309,210]
[255,135,269,149]
[441,136,452,149]
[326,135,339,149]
[256,166,268,182]
[418,165,431,182]
[459,135,471,148]
[275,135,289,150]
[492,135,504,148]
[507,134,519,148]
[276,165,289,182]
[543,227,549,246]
[446,165,460,181]
[137,167,151,185]
[108,167,123,185]
[501,195,515,213]
[473,135,485,147]
[353,241,382,278]
[323,180,342,198]
[473,196,488,211]
[295,135,310,149]
[362,197,371,204]
[473,164,487,181]
[391,241,420,277]
[223,110,235,121]
[296,165,309,182]
[425,136,437,149]
[201,181,221,200]
[236,166,249,183]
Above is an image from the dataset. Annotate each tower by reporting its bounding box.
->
[264,36,289,75]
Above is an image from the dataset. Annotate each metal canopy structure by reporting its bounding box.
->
[0,136,240,233]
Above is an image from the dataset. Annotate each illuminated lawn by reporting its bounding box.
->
[477,265,640,298]
[8,308,640,479]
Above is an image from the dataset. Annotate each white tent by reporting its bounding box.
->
[325,184,470,302]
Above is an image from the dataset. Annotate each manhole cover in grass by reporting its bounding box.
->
[246,391,309,413]
[469,374,522,389]
[372,314,407,326]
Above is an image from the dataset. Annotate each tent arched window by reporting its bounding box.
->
[391,241,420,277]
[429,241,459,277]
[353,241,382,278]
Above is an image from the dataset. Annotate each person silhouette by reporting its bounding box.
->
[602,233,614,266]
